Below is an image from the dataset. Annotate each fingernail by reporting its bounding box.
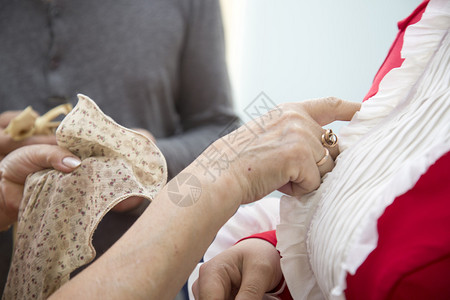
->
[62,157,81,168]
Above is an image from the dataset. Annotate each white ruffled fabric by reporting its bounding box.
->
[277,0,450,299]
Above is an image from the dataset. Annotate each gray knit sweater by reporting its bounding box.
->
[0,2,238,295]
[0,0,238,178]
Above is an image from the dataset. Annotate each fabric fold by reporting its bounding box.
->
[3,94,167,299]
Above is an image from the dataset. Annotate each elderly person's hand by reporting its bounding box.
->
[0,111,57,160]
[192,97,361,206]
[192,238,282,300]
[189,98,360,300]
[0,145,81,230]
[49,97,360,300]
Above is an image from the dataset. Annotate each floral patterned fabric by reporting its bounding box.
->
[3,95,167,299]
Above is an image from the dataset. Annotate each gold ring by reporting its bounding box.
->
[321,129,338,148]
[316,148,330,167]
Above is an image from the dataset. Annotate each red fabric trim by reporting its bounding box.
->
[348,2,450,299]
[236,229,277,247]
[397,0,430,30]
[363,0,429,101]
[239,3,444,300]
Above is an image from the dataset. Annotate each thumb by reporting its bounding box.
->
[1,144,80,183]
[235,259,281,300]
[302,97,361,126]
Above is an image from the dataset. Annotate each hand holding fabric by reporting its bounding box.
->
[48,97,360,300]
[0,145,80,230]
[195,97,360,206]
[192,238,282,300]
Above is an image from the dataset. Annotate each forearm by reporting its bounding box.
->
[157,120,239,179]
[50,97,361,299]
[50,163,241,300]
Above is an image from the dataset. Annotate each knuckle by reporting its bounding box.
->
[292,168,321,195]
[281,143,310,169]
[240,282,262,297]
[198,261,216,275]
[324,96,343,109]
[198,261,213,277]
[255,260,274,275]
[301,174,320,193]
[199,259,238,283]
[279,110,302,122]
[198,263,226,290]
[291,143,309,160]
[290,124,309,137]
[276,102,289,112]
[282,124,314,147]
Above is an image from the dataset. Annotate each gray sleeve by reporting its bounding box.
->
[156,0,240,179]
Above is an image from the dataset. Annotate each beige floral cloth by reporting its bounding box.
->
[3,95,167,299]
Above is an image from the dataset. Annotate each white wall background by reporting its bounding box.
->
[221,0,422,132]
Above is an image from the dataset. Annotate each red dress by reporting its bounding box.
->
[242,1,450,298]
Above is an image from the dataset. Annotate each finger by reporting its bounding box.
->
[319,128,343,161]
[278,171,320,196]
[302,97,361,126]
[235,262,276,300]
[315,147,335,177]
[301,110,340,170]
[235,239,282,300]
[236,278,271,299]
[0,111,22,128]
[0,145,80,183]
[192,279,200,299]
[278,135,323,196]
[0,180,26,222]
[0,132,57,155]
[21,135,57,146]
[312,130,337,163]
[195,259,240,300]
[32,145,81,173]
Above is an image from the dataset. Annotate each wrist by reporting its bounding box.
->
[185,160,242,222]
[196,136,254,197]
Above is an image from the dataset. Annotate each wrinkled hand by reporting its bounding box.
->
[192,238,282,300]
[0,145,81,230]
[0,111,57,160]
[195,97,360,205]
